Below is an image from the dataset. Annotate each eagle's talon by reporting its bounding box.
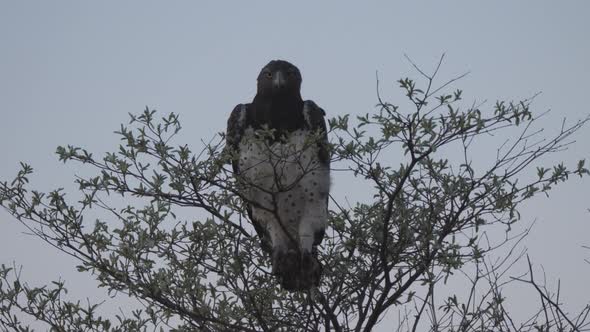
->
[301,251,314,270]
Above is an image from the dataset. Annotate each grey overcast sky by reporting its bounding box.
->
[1,1,589,330]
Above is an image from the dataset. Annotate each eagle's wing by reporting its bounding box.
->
[303,100,330,167]
[226,104,248,174]
[226,104,271,253]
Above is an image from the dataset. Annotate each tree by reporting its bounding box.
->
[1,57,589,331]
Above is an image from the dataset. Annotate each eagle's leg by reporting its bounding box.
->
[297,187,328,253]
[297,195,328,288]
[266,215,292,276]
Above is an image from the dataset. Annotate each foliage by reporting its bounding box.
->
[1,58,589,331]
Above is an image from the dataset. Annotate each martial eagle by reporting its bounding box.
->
[226,60,330,291]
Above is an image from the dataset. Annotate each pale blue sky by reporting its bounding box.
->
[1,1,589,330]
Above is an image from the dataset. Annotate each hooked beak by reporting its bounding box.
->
[272,71,286,90]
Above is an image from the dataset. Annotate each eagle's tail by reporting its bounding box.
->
[276,249,322,291]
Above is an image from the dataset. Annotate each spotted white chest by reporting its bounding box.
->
[238,127,330,254]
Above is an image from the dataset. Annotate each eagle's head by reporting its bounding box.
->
[257,60,302,97]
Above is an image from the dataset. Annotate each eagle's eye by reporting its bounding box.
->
[287,70,296,77]
[265,71,272,79]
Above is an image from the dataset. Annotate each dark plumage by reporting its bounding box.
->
[226,60,330,291]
